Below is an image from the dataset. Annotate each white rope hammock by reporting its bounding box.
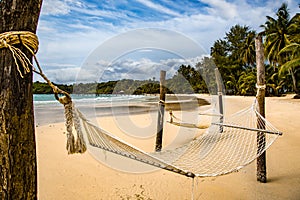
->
[1,31,283,178]
[76,100,282,178]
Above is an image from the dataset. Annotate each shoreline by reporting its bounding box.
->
[34,94,211,126]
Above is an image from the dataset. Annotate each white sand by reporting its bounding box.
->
[36,95,300,199]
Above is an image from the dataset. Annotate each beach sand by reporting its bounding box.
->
[36,95,300,199]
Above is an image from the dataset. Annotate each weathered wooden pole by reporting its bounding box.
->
[255,35,267,183]
[0,0,42,199]
[155,70,166,152]
[215,68,224,133]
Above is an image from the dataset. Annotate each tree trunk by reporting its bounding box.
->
[0,0,42,199]
[289,68,300,95]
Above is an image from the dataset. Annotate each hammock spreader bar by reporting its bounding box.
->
[212,122,283,136]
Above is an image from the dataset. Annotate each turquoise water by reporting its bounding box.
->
[33,94,152,106]
[33,94,157,125]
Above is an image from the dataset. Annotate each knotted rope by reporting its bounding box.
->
[0,31,86,154]
[256,83,266,97]
[0,31,38,78]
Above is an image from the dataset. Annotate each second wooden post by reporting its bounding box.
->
[255,35,267,183]
[155,70,166,152]
[215,68,224,133]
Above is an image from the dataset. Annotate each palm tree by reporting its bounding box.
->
[225,25,254,66]
[261,3,291,66]
[211,25,257,95]
[278,42,300,95]
[240,31,256,67]
[238,69,256,95]
[226,72,241,94]
[278,13,300,96]
[265,65,287,96]
[261,3,300,96]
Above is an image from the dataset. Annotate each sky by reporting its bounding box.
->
[35,0,299,84]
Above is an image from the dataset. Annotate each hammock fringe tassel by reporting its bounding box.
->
[64,100,87,154]
[0,31,86,154]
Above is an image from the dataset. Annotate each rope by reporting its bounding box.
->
[255,83,266,97]
[256,84,266,90]
[0,31,38,78]
[0,31,86,154]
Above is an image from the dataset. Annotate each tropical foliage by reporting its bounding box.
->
[261,3,300,96]
[209,3,299,96]
[210,24,257,95]
[33,81,73,94]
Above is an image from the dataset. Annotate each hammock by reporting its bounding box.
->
[1,31,283,178]
[75,101,282,178]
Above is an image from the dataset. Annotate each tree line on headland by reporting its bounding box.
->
[34,3,299,97]
[33,66,206,95]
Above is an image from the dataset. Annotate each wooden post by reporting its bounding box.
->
[155,70,166,152]
[255,35,267,183]
[0,0,42,198]
[215,68,224,133]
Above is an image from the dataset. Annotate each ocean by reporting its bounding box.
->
[33,94,158,125]
[33,94,154,106]
[33,94,205,126]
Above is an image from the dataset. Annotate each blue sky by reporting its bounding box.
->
[36,0,299,83]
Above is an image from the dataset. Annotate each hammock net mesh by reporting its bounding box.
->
[76,102,281,178]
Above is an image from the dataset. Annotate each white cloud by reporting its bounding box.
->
[201,0,238,19]
[41,0,86,15]
[71,6,130,19]
[72,54,207,84]
[135,0,181,17]
[41,0,72,15]
[33,67,80,83]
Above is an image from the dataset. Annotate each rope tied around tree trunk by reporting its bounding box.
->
[0,31,86,154]
[255,84,266,98]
